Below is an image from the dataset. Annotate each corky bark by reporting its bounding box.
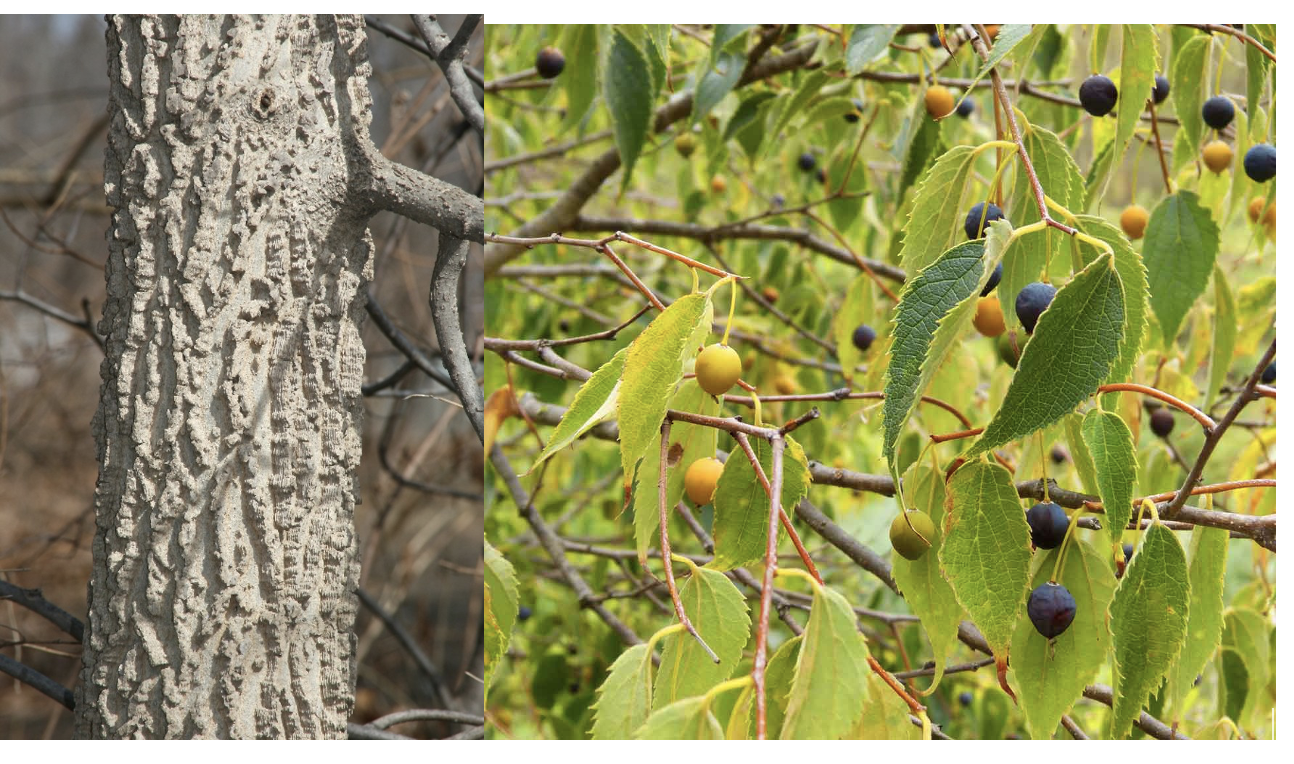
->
[78,15,380,739]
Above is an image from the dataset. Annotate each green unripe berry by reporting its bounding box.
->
[890,510,936,561]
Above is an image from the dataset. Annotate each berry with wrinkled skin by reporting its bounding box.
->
[982,262,1003,296]
[1152,74,1170,105]
[798,152,817,172]
[675,132,697,158]
[1079,74,1118,117]
[890,510,936,561]
[964,201,1006,240]
[1149,407,1175,438]
[1202,140,1234,173]
[684,457,725,506]
[956,97,975,118]
[1026,502,1069,549]
[1027,582,1077,639]
[518,605,533,622]
[536,46,566,79]
[695,343,741,395]
[973,295,1006,337]
[1262,361,1275,384]
[1120,204,1150,240]
[1202,96,1235,130]
[925,85,955,119]
[844,98,864,123]
[852,324,877,352]
[997,331,1028,368]
[1015,282,1057,334]
[958,691,973,707]
[1243,143,1276,182]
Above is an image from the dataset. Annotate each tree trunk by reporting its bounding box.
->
[77,15,378,739]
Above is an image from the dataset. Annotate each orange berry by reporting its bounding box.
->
[1202,140,1233,174]
[1120,204,1150,240]
[1249,196,1267,223]
[683,457,724,506]
[773,374,797,396]
[710,175,727,193]
[925,85,955,119]
[973,295,1006,337]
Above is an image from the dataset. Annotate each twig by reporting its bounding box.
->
[1098,382,1215,430]
[429,233,484,442]
[369,709,484,730]
[0,653,74,711]
[357,587,452,709]
[657,420,719,662]
[752,435,785,739]
[0,580,84,641]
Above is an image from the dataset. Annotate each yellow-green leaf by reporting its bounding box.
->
[851,672,920,739]
[655,568,751,708]
[1142,191,1220,348]
[635,696,724,739]
[530,347,629,473]
[1167,526,1228,721]
[781,584,871,739]
[710,435,810,571]
[592,643,655,740]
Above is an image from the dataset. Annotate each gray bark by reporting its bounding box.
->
[77,15,380,739]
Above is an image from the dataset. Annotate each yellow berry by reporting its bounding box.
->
[1202,140,1233,174]
[684,457,724,506]
[1120,204,1149,240]
[973,295,1006,337]
[925,85,955,119]
[890,510,936,561]
[773,374,797,396]
[710,175,727,193]
[695,343,742,395]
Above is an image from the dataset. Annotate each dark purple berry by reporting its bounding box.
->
[958,691,973,707]
[1262,360,1275,384]
[1149,407,1174,438]
[1122,543,1135,562]
[771,194,786,208]
[956,97,975,118]
[964,201,1006,240]
[1026,502,1069,550]
[844,98,864,123]
[928,32,942,48]
[852,324,877,352]
[1050,445,1068,464]
[1202,96,1235,130]
[518,605,533,621]
[798,152,817,172]
[1027,582,1077,639]
[1244,143,1276,182]
[1079,74,1118,117]
[1015,282,1057,334]
[981,262,1003,296]
[1152,74,1170,105]
[536,47,566,79]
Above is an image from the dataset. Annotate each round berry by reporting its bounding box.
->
[928,32,942,49]
[711,175,728,194]
[1262,360,1275,384]
[1202,140,1234,174]
[1120,204,1150,240]
[1122,542,1135,563]
[973,295,1006,338]
[798,152,817,172]
[773,374,797,396]
[695,344,741,395]
[1202,96,1235,130]
[536,46,566,79]
[1015,282,1057,334]
[1050,445,1068,465]
[1026,502,1069,550]
[1079,74,1118,117]
[1152,74,1170,105]
[1248,196,1268,223]
[844,98,864,123]
[964,201,1006,240]
[675,132,697,158]
[925,85,955,119]
[1149,407,1174,438]
[1243,143,1276,182]
[890,510,936,561]
[1027,582,1077,639]
[982,262,1003,296]
[958,691,973,707]
[852,324,877,352]
[957,97,975,118]
[518,605,533,622]
[771,193,786,208]
[997,331,1028,368]
[684,457,724,506]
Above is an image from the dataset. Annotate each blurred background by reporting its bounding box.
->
[0,14,483,739]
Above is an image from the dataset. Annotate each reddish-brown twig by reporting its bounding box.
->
[732,432,822,585]
[1097,382,1216,431]
[752,435,786,740]
[658,420,719,663]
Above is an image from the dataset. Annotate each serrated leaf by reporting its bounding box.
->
[530,347,629,473]
[1170,36,1209,170]
[968,254,1125,458]
[558,25,600,135]
[1167,526,1227,720]
[1074,215,1148,388]
[845,25,901,75]
[1107,520,1190,739]
[636,695,723,739]
[618,294,712,500]
[483,540,519,690]
[940,461,1033,664]
[898,102,942,202]
[1081,410,1137,551]
[710,435,810,571]
[1010,539,1116,739]
[593,643,654,739]
[897,145,978,275]
[763,634,802,739]
[655,568,751,707]
[890,459,962,694]
[1142,191,1220,348]
[693,49,745,126]
[852,672,920,739]
[1205,267,1238,411]
[483,585,504,698]
[604,29,657,193]
[952,24,1033,112]
[781,584,871,739]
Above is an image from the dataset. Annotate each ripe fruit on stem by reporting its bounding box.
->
[798,152,816,172]
[1152,74,1170,105]
[982,262,1003,296]
[684,457,724,506]
[964,201,1006,240]
[957,97,975,118]
[852,324,877,352]
[773,374,797,396]
[890,510,936,561]
[1202,96,1235,130]
[1149,407,1175,438]
[1262,360,1275,384]
[695,343,741,395]
[973,295,1006,337]
[844,98,864,123]
[1248,196,1268,223]
[1243,143,1276,182]
[958,691,973,707]
[536,46,566,79]
[1015,282,1057,334]
[710,175,727,194]
[1026,502,1069,550]
[925,84,955,119]
[1202,140,1233,174]
[1120,204,1149,240]
[1050,445,1068,464]
[1078,74,1118,117]
[1028,582,1077,639]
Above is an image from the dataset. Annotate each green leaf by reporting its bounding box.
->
[603,29,657,193]
[940,461,1033,664]
[763,635,802,739]
[725,91,777,160]
[1205,265,1238,411]
[530,347,629,473]
[1064,412,1100,496]
[884,237,1000,474]
[890,459,962,695]
[1142,191,1220,347]
[1107,520,1190,739]
[1010,539,1116,739]
[632,379,717,563]
[1222,608,1273,732]
[852,672,920,739]
[710,24,753,60]
[1090,24,1112,72]
[692,49,745,126]
[1074,215,1148,388]
[1169,36,1209,170]
[617,294,712,501]
[897,145,979,275]
[654,568,751,707]
[483,585,504,701]
[781,584,871,739]
[636,696,724,739]
[954,24,1034,111]
[1104,26,1158,198]
[1167,526,1228,720]
[1081,410,1137,551]
[898,101,942,203]
[796,96,858,132]
[764,71,830,157]
[845,25,901,75]
[833,274,875,384]
[558,25,600,135]
[710,435,811,571]
[484,541,518,692]
[1083,138,1116,211]
[1246,40,1270,137]
[592,643,655,740]
[968,254,1125,458]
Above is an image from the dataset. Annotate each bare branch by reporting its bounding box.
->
[412,15,484,135]
[430,233,484,442]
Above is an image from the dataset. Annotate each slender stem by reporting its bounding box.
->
[752,435,786,740]
[1147,99,1174,194]
[866,655,926,716]
[1181,23,1275,62]
[599,241,666,311]
[930,427,983,444]
[1097,382,1216,430]
[658,420,719,662]
[732,432,822,584]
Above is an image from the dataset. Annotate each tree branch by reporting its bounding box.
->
[411,15,484,135]
[430,233,484,442]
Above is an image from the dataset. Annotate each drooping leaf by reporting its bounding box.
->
[1107,520,1190,739]
[636,696,724,739]
[763,634,802,739]
[1010,539,1116,739]
[852,672,920,739]
[603,29,657,193]
[968,253,1125,458]
[592,643,655,740]
[781,584,871,739]
[530,347,629,473]
[1205,265,1237,410]
[1167,526,1228,720]
[897,145,979,275]
[1222,608,1273,732]
[483,584,504,699]
[953,24,1034,112]
[940,461,1033,668]
[484,540,519,689]
[1081,409,1138,551]
[898,100,943,202]
[1142,191,1220,348]
[1103,26,1158,198]
[1074,215,1148,389]
[558,25,600,135]
[1169,35,1209,169]
[693,49,746,126]
[710,435,810,571]
[845,25,901,75]
[654,568,751,708]
[890,459,962,695]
